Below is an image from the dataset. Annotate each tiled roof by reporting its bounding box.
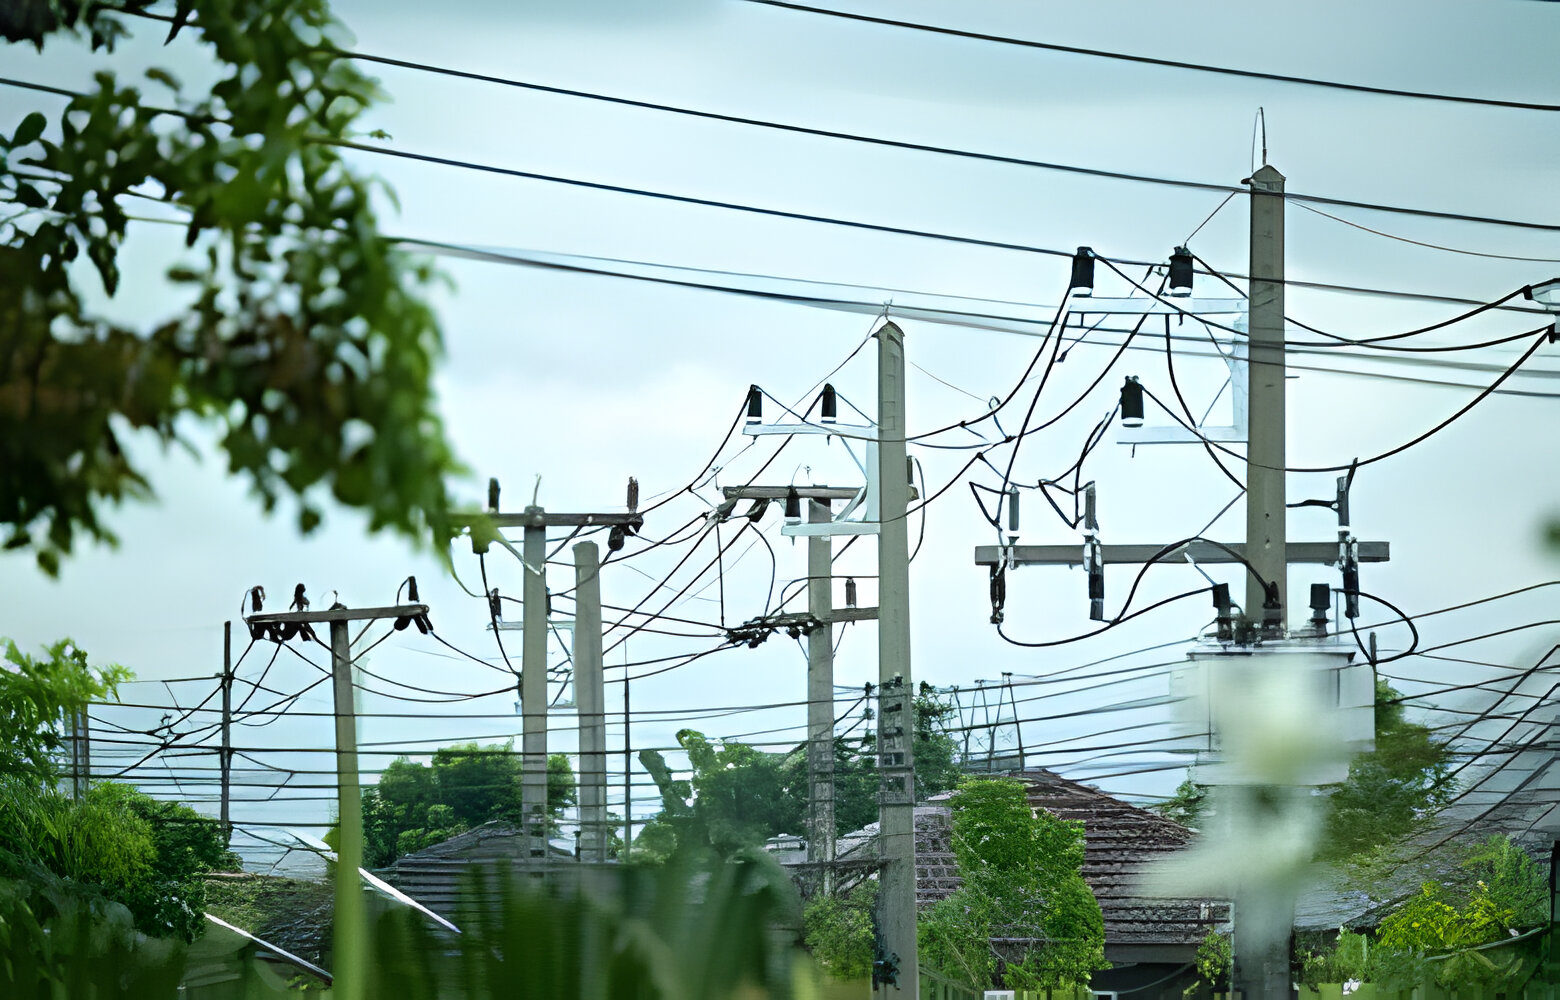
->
[1011,768,1228,948]
[831,773,1227,949]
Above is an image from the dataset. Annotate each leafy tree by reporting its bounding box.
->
[1,638,127,782]
[357,745,577,868]
[0,637,234,941]
[802,881,877,980]
[636,730,802,860]
[1153,777,1208,829]
[1,0,461,575]
[1463,834,1548,928]
[919,777,1107,992]
[639,691,963,861]
[1319,680,1451,860]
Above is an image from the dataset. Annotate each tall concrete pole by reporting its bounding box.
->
[329,617,365,1000]
[1235,163,1295,1000]
[221,620,233,835]
[573,541,608,862]
[875,320,918,998]
[1245,164,1288,626]
[806,500,836,892]
[521,508,549,859]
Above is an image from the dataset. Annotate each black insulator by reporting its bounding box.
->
[414,614,432,635]
[1309,583,1331,633]
[1211,582,1233,640]
[845,577,858,608]
[1168,246,1194,297]
[488,588,502,618]
[300,623,317,643]
[608,524,626,552]
[248,585,264,614]
[1120,377,1145,427]
[248,622,266,641]
[745,498,770,522]
[292,583,309,611]
[1007,489,1020,534]
[784,487,801,522]
[394,616,412,631]
[488,477,500,513]
[820,384,837,423]
[1342,563,1361,620]
[787,627,801,639]
[1070,246,1095,296]
[406,575,419,602]
[989,566,1006,625]
[627,476,639,513]
[746,385,763,424]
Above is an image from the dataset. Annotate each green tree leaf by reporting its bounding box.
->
[12,111,45,147]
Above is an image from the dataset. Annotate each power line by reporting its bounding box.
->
[742,0,1560,114]
[1136,324,1553,474]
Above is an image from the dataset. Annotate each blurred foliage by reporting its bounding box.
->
[801,881,876,980]
[919,777,1106,993]
[0,0,460,575]
[0,868,186,1000]
[348,745,576,868]
[635,690,961,860]
[363,845,804,1000]
[1156,681,1452,862]
[3,842,811,999]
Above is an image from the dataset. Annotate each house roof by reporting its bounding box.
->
[382,821,575,919]
[1010,769,1228,950]
[829,771,1227,956]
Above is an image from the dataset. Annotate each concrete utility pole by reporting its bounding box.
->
[519,509,549,858]
[463,489,642,860]
[244,601,429,1000]
[875,320,918,999]
[971,166,1386,1000]
[1246,164,1288,621]
[806,499,837,890]
[573,541,609,862]
[721,484,876,890]
[69,706,89,799]
[221,620,233,835]
[1235,161,1295,1000]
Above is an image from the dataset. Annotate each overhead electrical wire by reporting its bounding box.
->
[742,0,1560,115]
[1135,325,1553,474]
[1102,256,1544,354]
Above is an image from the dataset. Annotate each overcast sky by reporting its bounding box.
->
[3,0,1558,864]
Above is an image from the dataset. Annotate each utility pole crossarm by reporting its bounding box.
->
[721,486,862,501]
[973,541,1389,568]
[455,511,644,529]
[245,604,428,625]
